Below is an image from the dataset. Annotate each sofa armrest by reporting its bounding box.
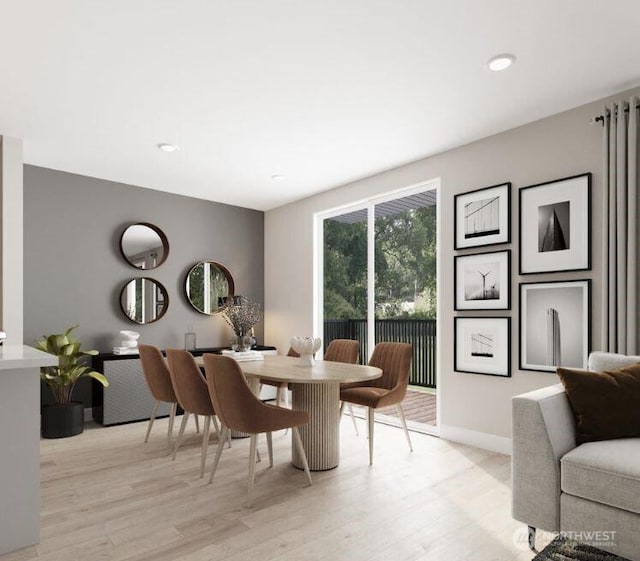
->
[512,384,577,531]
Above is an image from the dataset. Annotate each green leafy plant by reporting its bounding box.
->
[37,325,108,405]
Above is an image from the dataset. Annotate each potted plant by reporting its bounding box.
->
[221,297,262,351]
[37,325,108,438]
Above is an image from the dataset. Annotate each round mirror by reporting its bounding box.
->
[185,261,234,315]
[119,278,169,324]
[120,223,169,270]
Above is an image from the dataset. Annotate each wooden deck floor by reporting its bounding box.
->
[378,388,436,426]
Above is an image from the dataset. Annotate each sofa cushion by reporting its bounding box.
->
[557,363,640,444]
[561,438,640,514]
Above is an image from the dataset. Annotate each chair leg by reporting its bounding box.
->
[368,407,374,465]
[172,412,190,460]
[200,415,211,478]
[209,426,228,484]
[211,415,220,436]
[276,385,283,407]
[396,403,413,452]
[247,434,258,507]
[194,414,200,434]
[167,402,177,445]
[145,400,160,443]
[266,432,273,467]
[349,403,360,436]
[292,427,312,486]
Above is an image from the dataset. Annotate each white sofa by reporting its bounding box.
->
[512,352,640,560]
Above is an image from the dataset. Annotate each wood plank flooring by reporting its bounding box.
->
[378,389,436,426]
[1,417,541,561]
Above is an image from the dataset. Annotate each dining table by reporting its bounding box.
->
[196,354,382,471]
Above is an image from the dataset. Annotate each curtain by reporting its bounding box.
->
[602,97,639,354]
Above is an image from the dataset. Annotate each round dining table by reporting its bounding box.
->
[197,354,381,471]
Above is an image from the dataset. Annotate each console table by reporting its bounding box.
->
[92,346,276,426]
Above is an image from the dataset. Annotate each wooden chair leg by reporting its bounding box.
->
[276,385,283,407]
[167,402,177,444]
[209,426,228,484]
[194,414,200,434]
[172,412,190,460]
[211,415,220,436]
[349,403,359,436]
[247,434,258,507]
[292,427,312,486]
[368,407,374,465]
[200,415,211,478]
[266,432,273,467]
[145,400,160,443]
[396,403,413,452]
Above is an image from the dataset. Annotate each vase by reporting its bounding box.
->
[232,335,252,352]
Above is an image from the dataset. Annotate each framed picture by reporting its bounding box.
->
[454,317,511,377]
[454,250,511,311]
[454,182,511,249]
[519,173,591,274]
[519,280,591,372]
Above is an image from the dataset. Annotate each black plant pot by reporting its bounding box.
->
[41,402,84,439]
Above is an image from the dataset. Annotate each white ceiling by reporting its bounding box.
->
[1,1,639,211]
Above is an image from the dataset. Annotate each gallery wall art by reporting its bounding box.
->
[454,317,511,377]
[454,250,511,311]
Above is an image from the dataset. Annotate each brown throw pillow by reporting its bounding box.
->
[557,363,640,445]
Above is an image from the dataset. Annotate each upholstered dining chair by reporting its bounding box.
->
[139,344,179,449]
[203,354,312,506]
[259,347,299,407]
[323,339,362,434]
[339,342,413,465]
[166,349,224,477]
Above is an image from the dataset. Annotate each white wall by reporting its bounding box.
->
[0,136,24,345]
[265,85,640,453]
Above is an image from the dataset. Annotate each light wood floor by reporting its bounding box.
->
[2,418,541,561]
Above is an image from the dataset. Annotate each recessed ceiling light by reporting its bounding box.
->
[270,174,285,182]
[157,143,179,153]
[487,54,516,72]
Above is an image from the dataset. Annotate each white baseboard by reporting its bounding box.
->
[84,407,93,422]
[440,424,512,455]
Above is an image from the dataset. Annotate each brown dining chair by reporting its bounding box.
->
[339,342,413,465]
[139,344,179,449]
[259,347,299,407]
[324,339,360,364]
[166,349,225,477]
[203,354,312,506]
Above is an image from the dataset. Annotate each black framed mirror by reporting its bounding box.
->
[119,278,169,324]
[120,223,169,270]
[184,261,234,315]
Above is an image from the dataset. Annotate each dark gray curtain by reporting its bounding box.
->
[602,97,639,354]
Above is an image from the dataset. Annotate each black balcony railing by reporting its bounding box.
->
[324,318,437,388]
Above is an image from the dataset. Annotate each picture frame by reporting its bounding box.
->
[454,317,511,377]
[519,173,591,274]
[454,250,511,311]
[454,182,511,250]
[519,279,591,372]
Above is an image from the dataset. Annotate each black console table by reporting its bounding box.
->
[92,346,276,426]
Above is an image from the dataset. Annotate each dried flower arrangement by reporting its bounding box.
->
[221,296,262,337]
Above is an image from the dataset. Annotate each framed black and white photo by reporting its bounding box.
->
[454,250,511,310]
[454,317,511,377]
[519,280,591,372]
[519,173,591,274]
[454,182,511,250]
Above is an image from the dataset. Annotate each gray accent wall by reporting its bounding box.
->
[24,165,264,406]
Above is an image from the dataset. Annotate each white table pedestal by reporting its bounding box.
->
[290,381,340,471]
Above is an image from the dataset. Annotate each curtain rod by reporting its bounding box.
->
[591,102,640,125]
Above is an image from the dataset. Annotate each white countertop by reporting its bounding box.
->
[0,345,57,370]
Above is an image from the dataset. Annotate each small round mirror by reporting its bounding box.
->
[120,223,169,270]
[120,278,169,324]
[185,261,234,315]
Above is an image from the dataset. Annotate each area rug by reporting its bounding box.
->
[533,537,630,561]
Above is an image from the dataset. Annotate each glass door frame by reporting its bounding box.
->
[313,178,441,433]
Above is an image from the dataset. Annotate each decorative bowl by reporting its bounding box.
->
[290,336,322,367]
